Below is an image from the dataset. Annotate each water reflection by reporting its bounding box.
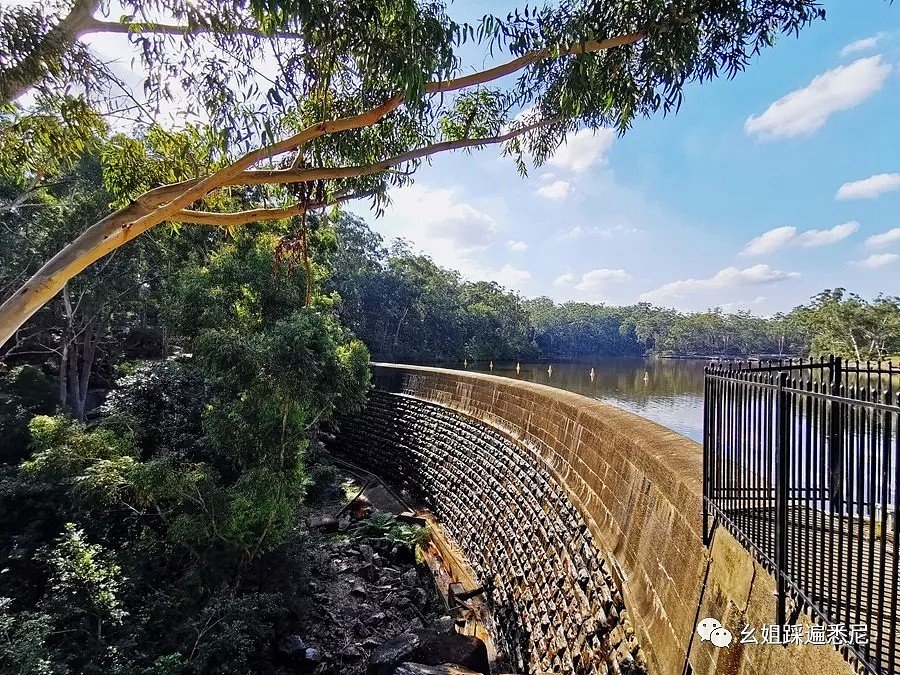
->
[457,358,707,443]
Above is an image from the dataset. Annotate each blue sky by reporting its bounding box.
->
[350,0,900,315]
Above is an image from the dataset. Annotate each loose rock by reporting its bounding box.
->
[410,631,489,675]
[394,664,482,675]
[366,632,421,675]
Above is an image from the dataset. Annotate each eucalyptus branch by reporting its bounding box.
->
[75,16,303,40]
[114,31,649,211]
[0,0,100,103]
[426,30,646,94]
[174,118,555,225]
[174,188,375,226]
[231,116,560,188]
[0,175,46,216]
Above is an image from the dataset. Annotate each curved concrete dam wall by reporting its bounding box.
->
[328,364,854,675]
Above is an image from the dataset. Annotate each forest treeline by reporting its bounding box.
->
[327,215,900,365]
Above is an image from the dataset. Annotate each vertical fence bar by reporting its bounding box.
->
[830,355,845,511]
[817,365,828,615]
[754,371,762,552]
[866,363,879,663]
[767,372,776,564]
[804,367,813,602]
[877,365,894,670]
[775,370,789,627]
[703,364,711,544]
[889,388,900,675]
[838,371,849,626]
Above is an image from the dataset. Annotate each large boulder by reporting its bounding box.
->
[394,664,482,674]
[367,632,421,675]
[410,631,489,675]
[366,629,489,675]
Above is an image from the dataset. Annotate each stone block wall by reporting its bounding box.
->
[329,365,855,675]
[330,391,644,674]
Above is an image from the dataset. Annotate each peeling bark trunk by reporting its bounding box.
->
[59,335,69,410]
[76,317,101,419]
[67,340,83,421]
[391,305,410,359]
[59,285,75,411]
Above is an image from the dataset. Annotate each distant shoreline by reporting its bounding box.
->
[655,353,802,361]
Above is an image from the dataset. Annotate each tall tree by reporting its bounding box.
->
[793,289,900,361]
[0,0,828,346]
[1,141,224,419]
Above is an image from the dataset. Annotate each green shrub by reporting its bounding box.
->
[0,366,57,464]
[100,360,206,461]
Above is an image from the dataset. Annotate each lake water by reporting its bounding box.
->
[457,357,707,443]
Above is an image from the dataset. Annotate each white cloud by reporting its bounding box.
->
[547,129,616,173]
[856,253,900,269]
[536,180,572,200]
[507,240,528,252]
[745,56,892,139]
[836,173,900,200]
[539,172,556,182]
[559,226,587,240]
[841,35,881,57]
[366,183,503,273]
[553,273,576,286]
[597,224,641,237]
[384,184,497,254]
[719,296,767,313]
[640,265,801,303]
[742,222,858,255]
[557,224,640,240]
[795,221,859,246]
[453,260,531,289]
[574,268,631,291]
[866,228,900,248]
[494,264,532,286]
[743,226,797,255]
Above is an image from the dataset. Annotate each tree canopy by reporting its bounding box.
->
[0,0,829,346]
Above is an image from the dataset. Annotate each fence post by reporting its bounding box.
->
[829,356,844,511]
[703,365,712,544]
[775,370,790,627]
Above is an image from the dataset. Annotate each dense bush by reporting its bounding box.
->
[0,365,57,464]
[0,222,371,673]
[100,360,206,461]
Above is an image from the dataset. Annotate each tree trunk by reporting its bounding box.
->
[67,339,83,421]
[76,317,101,420]
[59,285,75,411]
[59,337,69,411]
[848,332,861,362]
[0,0,101,104]
[391,306,410,359]
[0,200,156,349]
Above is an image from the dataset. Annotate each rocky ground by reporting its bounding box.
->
[268,470,491,675]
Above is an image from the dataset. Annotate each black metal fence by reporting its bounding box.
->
[703,356,900,674]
